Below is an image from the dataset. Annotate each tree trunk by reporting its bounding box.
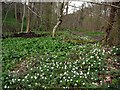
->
[26,4,30,33]
[79,3,85,27]
[108,2,120,46]
[21,4,25,33]
[14,3,17,32]
[104,2,118,45]
[65,2,69,15]
[116,3,120,45]
[15,3,17,22]
[16,4,22,23]
[52,19,62,37]
[52,2,65,37]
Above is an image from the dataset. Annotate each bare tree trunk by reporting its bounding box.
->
[52,2,65,37]
[108,2,120,46]
[104,2,118,45]
[65,2,69,15]
[14,3,18,32]
[52,19,62,37]
[26,4,30,33]
[79,3,85,27]
[15,3,17,22]
[21,4,25,33]
[117,3,120,45]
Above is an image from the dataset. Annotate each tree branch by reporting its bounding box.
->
[87,2,120,9]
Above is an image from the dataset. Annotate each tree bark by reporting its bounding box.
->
[14,3,17,32]
[21,4,25,33]
[26,3,30,33]
[52,19,62,37]
[15,3,17,22]
[108,2,120,46]
[65,2,69,15]
[116,3,120,45]
[104,2,118,45]
[79,3,85,27]
[52,2,65,37]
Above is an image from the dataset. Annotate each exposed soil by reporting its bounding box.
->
[2,32,49,39]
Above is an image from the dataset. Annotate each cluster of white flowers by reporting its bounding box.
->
[4,39,110,89]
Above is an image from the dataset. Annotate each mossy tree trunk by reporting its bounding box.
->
[104,2,119,45]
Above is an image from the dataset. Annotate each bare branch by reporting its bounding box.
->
[87,2,120,9]
[27,6,41,18]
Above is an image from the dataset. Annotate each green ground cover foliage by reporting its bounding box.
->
[2,34,120,89]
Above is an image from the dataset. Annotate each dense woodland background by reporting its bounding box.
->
[2,2,120,46]
[2,1,120,89]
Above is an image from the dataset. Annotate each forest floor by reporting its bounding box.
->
[12,32,46,38]
[3,32,49,39]
[2,31,120,89]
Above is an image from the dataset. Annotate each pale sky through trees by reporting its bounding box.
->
[1,0,120,14]
[1,0,119,2]
[68,1,84,14]
[67,0,120,14]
